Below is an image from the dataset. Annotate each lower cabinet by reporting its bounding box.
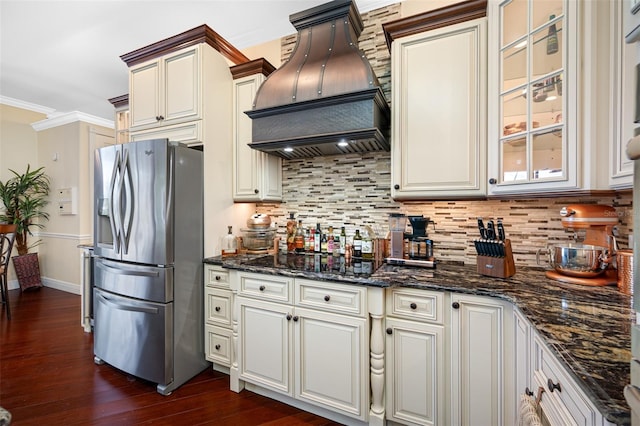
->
[204,265,233,368]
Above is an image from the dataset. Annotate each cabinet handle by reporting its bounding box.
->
[452,302,460,309]
[324,295,331,302]
[215,344,221,350]
[158,115,164,121]
[259,285,266,291]
[410,302,417,310]
[293,316,299,322]
[489,178,497,185]
[386,327,393,335]
[547,379,561,393]
[394,184,400,190]
[286,314,292,321]
[215,306,221,312]
[525,387,534,396]
[254,189,259,194]
[215,275,221,281]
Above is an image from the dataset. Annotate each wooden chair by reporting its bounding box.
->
[0,224,17,320]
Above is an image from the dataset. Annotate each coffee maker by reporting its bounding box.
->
[386,214,436,268]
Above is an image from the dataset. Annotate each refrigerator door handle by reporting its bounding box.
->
[96,261,161,278]
[120,148,134,255]
[109,150,122,254]
[96,291,160,315]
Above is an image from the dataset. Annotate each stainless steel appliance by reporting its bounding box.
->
[623,0,640,421]
[92,138,208,395]
[385,214,436,268]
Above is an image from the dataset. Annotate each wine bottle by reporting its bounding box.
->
[547,14,558,55]
[320,231,328,254]
[314,223,322,253]
[353,229,363,258]
[339,227,347,255]
[362,230,373,259]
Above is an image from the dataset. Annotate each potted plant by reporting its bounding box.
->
[0,165,50,290]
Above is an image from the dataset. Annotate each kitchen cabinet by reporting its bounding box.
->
[385,288,445,426]
[230,60,282,202]
[204,265,233,368]
[384,3,488,200]
[450,293,514,425]
[108,94,129,144]
[235,272,374,422]
[513,308,532,424]
[487,0,616,194]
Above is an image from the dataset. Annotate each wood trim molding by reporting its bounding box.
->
[230,58,277,80]
[120,24,249,67]
[108,94,129,108]
[382,0,487,50]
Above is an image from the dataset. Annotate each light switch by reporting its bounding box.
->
[57,187,77,215]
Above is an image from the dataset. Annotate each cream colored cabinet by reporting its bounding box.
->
[108,94,129,144]
[450,293,514,426]
[387,12,487,199]
[385,288,445,426]
[513,308,533,425]
[487,0,616,194]
[129,44,200,130]
[231,60,282,202]
[235,272,370,422]
[204,265,233,368]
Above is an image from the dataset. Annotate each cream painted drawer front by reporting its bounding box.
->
[237,272,293,304]
[295,279,366,317]
[386,288,444,324]
[205,265,230,289]
[205,288,231,327]
[205,324,232,366]
[130,120,202,145]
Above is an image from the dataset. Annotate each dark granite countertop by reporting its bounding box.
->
[204,253,634,425]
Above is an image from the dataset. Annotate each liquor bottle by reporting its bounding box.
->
[339,226,347,255]
[327,226,334,254]
[320,231,328,253]
[362,230,373,259]
[353,229,363,258]
[286,212,297,252]
[304,228,311,253]
[294,220,305,253]
[221,225,237,256]
[309,229,316,253]
[314,223,322,253]
[546,14,558,55]
[333,232,341,257]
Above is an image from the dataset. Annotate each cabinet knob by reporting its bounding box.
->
[525,387,534,396]
[410,302,417,310]
[215,275,221,281]
[215,306,221,312]
[215,344,221,350]
[394,184,400,190]
[293,316,299,322]
[547,378,561,393]
[386,327,393,335]
[286,314,292,321]
[452,302,460,309]
[259,285,266,291]
[254,189,259,194]
[324,295,331,302]
[489,178,497,185]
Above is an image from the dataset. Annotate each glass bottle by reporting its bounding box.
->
[362,230,373,259]
[320,231,328,254]
[327,226,335,254]
[309,229,315,253]
[294,220,305,253]
[353,229,363,258]
[314,223,322,253]
[221,226,237,256]
[304,228,311,253]
[286,212,297,252]
[333,231,340,257]
[546,14,558,55]
[339,226,347,255]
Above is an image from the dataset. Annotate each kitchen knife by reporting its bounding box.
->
[486,220,496,240]
[477,218,487,240]
[497,220,505,241]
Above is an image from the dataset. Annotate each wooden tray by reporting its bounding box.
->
[545,269,617,286]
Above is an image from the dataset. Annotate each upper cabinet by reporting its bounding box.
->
[487,0,616,195]
[120,25,249,148]
[384,0,488,200]
[230,60,282,202]
[108,94,129,144]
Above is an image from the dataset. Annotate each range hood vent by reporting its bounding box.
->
[246,0,390,160]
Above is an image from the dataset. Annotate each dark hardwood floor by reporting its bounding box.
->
[0,287,342,425]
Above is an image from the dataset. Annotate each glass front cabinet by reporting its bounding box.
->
[487,0,616,195]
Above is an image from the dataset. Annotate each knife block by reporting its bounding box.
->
[476,239,516,278]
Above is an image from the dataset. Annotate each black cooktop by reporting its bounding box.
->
[244,253,383,279]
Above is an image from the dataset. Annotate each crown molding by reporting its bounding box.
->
[0,96,56,115]
[31,111,114,132]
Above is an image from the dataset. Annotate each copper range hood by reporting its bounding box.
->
[246,0,390,160]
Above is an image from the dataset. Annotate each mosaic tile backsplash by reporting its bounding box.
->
[255,3,633,269]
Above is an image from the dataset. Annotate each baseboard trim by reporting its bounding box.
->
[7,278,80,295]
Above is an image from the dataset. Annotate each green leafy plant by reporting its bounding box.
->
[0,165,50,256]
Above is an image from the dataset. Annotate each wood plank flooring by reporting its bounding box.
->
[0,287,342,425]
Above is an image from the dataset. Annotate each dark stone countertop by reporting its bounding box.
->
[204,253,634,425]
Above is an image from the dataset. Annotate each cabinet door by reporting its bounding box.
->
[129,60,160,128]
[513,308,532,425]
[294,307,368,420]
[385,316,445,426]
[391,18,487,199]
[450,294,512,426]
[163,46,200,124]
[232,74,282,202]
[238,297,293,396]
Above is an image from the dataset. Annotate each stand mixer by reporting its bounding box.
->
[542,204,619,286]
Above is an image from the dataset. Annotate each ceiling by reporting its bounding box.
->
[0,0,397,124]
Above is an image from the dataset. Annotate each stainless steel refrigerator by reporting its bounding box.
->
[92,138,208,395]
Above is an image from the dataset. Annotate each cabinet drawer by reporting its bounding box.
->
[237,272,293,304]
[205,324,232,366]
[204,265,229,289]
[295,279,366,317]
[205,288,232,327]
[386,288,443,324]
[532,334,597,425]
[130,120,202,144]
